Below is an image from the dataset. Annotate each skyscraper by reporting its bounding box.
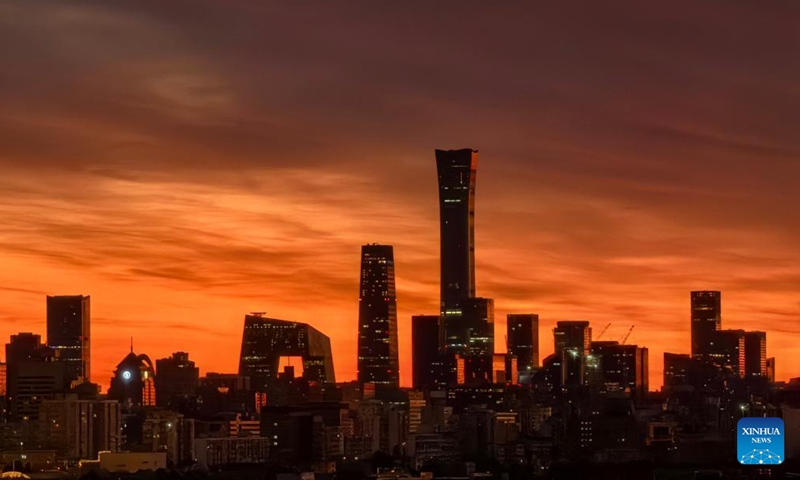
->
[5,332,66,421]
[436,149,478,349]
[507,314,540,373]
[357,244,399,388]
[411,315,440,389]
[691,291,721,360]
[460,297,495,384]
[553,321,591,357]
[590,341,649,403]
[47,295,91,384]
[238,314,335,390]
[709,329,745,377]
[155,352,200,409]
[744,331,767,379]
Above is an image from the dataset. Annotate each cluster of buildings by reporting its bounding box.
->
[0,149,796,477]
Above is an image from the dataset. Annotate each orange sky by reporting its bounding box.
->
[1,0,799,391]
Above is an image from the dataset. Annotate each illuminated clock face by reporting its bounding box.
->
[122,371,132,380]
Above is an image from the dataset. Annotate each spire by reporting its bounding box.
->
[130,337,134,353]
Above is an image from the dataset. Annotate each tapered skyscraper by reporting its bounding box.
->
[46,295,91,384]
[357,244,399,387]
[436,149,478,350]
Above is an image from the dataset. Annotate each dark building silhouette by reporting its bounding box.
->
[663,352,692,388]
[554,321,591,357]
[5,332,65,421]
[197,373,254,416]
[412,315,440,389]
[507,314,539,374]
[357,244,399,388]
[744,331,767,379]
[766,357,776,383]
[710,329,745,377]
[238,314,335,390]
[107,349,156,410]
[691,291,721,360]
[590,341,649,403]
[436,149,478,350]
[155,352,199,409]
[459,297,495,384]
[553,321,591,388]
[46,295,91,384]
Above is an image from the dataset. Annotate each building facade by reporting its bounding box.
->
[436,149,478,350]
[238,314,335,390]
[46,295,91,386]
[507,314,539,373]
[155,352,200,409]
[691,291,721,360]
[411,315,441,389]
[357,244,399,388]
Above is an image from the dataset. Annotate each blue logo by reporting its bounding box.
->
[737,417,784,465]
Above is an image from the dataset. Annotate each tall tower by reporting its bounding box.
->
[436,149,478,350]
[691,291,721,360]
[46,295,91,384]
[507,314,540,373]
[411,315,440,389]
[357,244,399,388]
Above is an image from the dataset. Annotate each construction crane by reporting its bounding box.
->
[621,325,635,344]
[596,323,611,341]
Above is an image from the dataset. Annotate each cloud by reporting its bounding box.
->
[0,0,798,387]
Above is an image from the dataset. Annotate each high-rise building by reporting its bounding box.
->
[5,332,66,421]
[357,244,399,388]
[38,398,122,460]
[743,331,767,380]
[691,291,721,360]
[460,298,495,384]
[107,350,156,410]
[238,314,335,390]
[507,314,539,373]
[46,295,91,385]
[709,329,745,377]
[155,352,200,409]
[553,321,591,357]
[411,315,440,389]
[590,341,649,403]
[766,357,776,383]
[436,149,478,349]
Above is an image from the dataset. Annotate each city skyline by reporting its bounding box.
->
[1,0,799,391]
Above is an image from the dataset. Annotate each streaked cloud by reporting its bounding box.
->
[0,0,798,388]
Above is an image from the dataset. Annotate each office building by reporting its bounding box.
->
[436,149,478,349]
[46,295,91,385]
[107,350,156,410]
[357,244,399,388]
[155,352,200,409]
[5,332,66,421]
[460,298,495,384]
[744,331,767,379]
[663,353,692,388]
[554,321,591,357]
[590,341,649,403]
[691,291,721,360]
[38,398,122,460]
[412,315,441,389]
[238,314,335,390]
[507,314,539,373]
[710,329,745,377]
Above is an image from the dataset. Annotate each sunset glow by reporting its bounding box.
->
[1,0,799,392]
